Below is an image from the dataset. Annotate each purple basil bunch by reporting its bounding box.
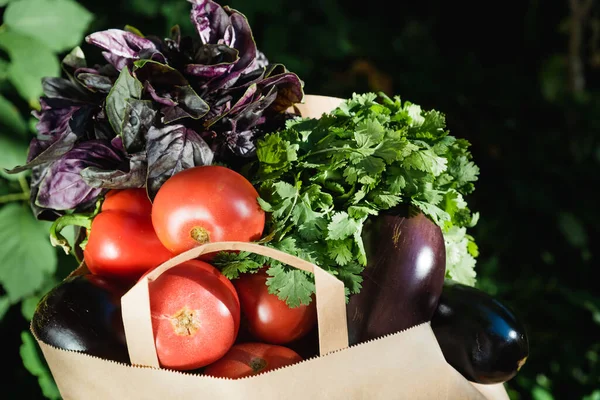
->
[10,0,304,219]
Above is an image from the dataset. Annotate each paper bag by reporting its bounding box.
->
[32,95,511,400]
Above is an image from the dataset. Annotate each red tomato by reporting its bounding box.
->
[141,260,239,309]
[101,188,153,215]
[203,342,303,379]
[83,189,173,282]
[148,260,240,370]
[234,268,317,345]
[151,165,265,255]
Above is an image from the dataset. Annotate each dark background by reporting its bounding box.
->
[2,1,599,399]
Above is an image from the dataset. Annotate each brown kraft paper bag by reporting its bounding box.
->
[32,95,512,400]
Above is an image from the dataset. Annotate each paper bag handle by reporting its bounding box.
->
[121,241,349,369]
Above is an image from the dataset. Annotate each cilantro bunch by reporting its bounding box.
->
[215,93,480,307]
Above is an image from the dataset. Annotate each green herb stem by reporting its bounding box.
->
[0,175,31,204]
[18,175,30,195]
[276,176,302,242]
[298,147,362,161]
[0,192,29,204]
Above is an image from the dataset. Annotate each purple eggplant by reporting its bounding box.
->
[31,274,130,364]
[346,205,447,345]
[431,279,529,384]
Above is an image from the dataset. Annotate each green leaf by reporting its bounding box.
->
[404,148,448,176]
[532,386,555,400]
[347,205,378,219]
[20,278,58,321]
[0,31,60,103]
[21,295,40,321]
[412,199,450,226]
[257,133,298,174]
[0,135,29,180]
[327,211,361,240]
[20,332,61,400]
[0,58,9,81]
[273,181,298,199]
[211,251,264,280]
[442,225,477,286]
[266,264,314,307]
[448,155,480,187]
[335,262,363,295]
[257,197,273,212]
[0,296,10,320]
[105,67,143,136]
[372,192,402,208]
[4,0,93,53]
[327,239,354,266]
[0,204,57,302]
[0,94,28,137]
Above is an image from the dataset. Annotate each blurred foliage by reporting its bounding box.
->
[1,0,599,399]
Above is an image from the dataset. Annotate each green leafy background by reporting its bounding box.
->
[1,0,598,399]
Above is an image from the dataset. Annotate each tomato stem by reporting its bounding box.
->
[190,226,210,244]
[249,357,267,373]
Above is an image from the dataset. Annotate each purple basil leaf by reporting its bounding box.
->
[134,59,188,87]
[81,152,147,189]
[146,125,214,198]
[161,106,194,124]
[188,0,257,90]
[12,128,78,173]
[235,67,268,88]
[86,29,165,70]
[192,44,238,66]
[161,85,209,123]
[185,62,234,80]
[33,99,79,139]
[258,71,304,113]
[229,84,259,114]
[75,68,114,93]
[42,77,91,102]
[227,12,257,71]
[29,165,62,220]
[12,107,96,172]
[145,82,177,107]
[250,50,269,70]
[94,119,115,141]
[190,0,231,45]
[121,99,156,153]
[208,89,278,158]
[35,141,125,210]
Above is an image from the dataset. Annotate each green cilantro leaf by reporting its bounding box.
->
[327,212,361,241]
[265,264,315,308]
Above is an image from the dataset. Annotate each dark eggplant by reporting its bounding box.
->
[346,205,446,345]
[31,273,131,364]
[430,279,529,384]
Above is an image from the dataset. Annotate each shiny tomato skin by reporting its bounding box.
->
[234,269,317,345]
[101,188,152,216]
[141,260,240,310]
[151,165,265,255]
[148,261,240,370]
[203,342,303,379]
[83,210,173,281]
[83,189,173,282]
